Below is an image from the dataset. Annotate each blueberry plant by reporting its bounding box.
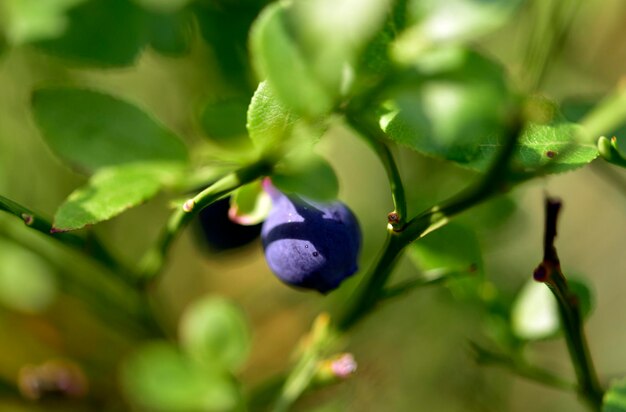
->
[1,0,626,411]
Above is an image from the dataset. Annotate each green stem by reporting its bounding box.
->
[582,84,626,143]
[471,342,576,392]
[0,194,138,288]
[0,222,161,338]
[337,232,405,331]
[138,158,273,284]
[345,115,407,229]
[337,115,522,331]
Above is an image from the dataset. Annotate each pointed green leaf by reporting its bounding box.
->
[121,342,241,412]
[53,163,182,231]
[32,87,188,173]
[393,0,522,62]
[179,296,251,373]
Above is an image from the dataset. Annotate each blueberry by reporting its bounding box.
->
[195,197,262,252]
[261,186,361,293]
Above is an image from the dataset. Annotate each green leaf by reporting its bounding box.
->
[604,377,626,412]
[229,181,271,226]
[121,342,241,412]
[1,0,86,45]
[53,163,182,231]
[383,49,511,167]
[272,153,339,201]
[511,280,559,340]
[393,0,522,63]
[0,239,57,314]
[383,57,598,174]
[247,81,324,153]
[409,223,483,300]
[512,277,594,341]
[250,2,333,118]
[250,0,390,117]
[179,296,251,373]
[32,87,188,173]
[35,0,147,67]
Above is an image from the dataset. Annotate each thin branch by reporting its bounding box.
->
[0,194,137,287]
[470,342,576,392]
[533,197,604,412]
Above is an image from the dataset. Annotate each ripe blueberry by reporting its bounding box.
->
[195,197,262,252]
[261,186,361,293]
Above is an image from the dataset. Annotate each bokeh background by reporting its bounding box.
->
[1,0,626,411]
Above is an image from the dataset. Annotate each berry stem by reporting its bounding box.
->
[345,114,407,230]
[137,158,274,285]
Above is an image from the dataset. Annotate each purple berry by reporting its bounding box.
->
[261,185,361,293]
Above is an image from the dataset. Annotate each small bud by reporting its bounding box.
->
[330,353,357,378]
[182,199,195,213]
[387,211,400,224]
[533,265,547,282]
[314,353,357,384]
[21,213,34,226]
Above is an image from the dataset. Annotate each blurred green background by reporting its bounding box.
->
[1,0,626,411]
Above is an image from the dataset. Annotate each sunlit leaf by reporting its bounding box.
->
[250,0,390,117]
[393,0,522,63]
[32,87,188,173]
[53,163,183,231]
[247,81,325,153]
[382,55,598,174]
[2,0,86,45]
[121,342,241,412]
[179,296,251,373]
[512,277,593,341]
